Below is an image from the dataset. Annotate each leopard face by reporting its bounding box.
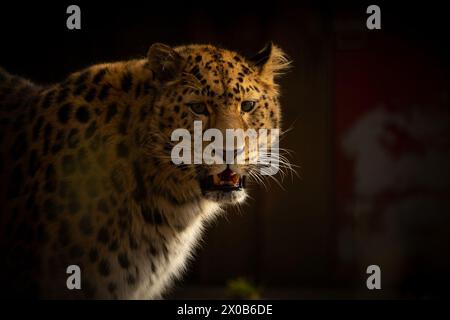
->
[147,43,290,206]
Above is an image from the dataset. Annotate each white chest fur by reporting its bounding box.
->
[127,201,221,299]
[131,218,204,299]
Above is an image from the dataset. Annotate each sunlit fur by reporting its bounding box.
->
[0,43,292,299]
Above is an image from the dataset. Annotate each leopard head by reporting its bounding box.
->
[145,43,291,206]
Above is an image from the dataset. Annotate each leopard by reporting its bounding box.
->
[0,42,290,299]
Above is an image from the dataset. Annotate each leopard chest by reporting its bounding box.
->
[118,217,205,299]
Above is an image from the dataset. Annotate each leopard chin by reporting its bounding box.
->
[198,167,248,204]
[202,189,247,204]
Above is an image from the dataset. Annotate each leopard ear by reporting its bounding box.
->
[249,42,290,82]
[147,43,184,82]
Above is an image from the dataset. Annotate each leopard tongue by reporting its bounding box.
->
[213,168,240,186]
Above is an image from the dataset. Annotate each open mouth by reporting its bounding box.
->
[200,167,246,192]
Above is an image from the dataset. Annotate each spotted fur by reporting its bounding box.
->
[0,43,289,299]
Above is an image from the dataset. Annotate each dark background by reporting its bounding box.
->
[1,1,449,299]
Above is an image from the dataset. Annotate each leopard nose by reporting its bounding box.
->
[216,145,245,164]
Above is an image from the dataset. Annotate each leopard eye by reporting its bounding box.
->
[241,100,256,113]
[187,102,208,116]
